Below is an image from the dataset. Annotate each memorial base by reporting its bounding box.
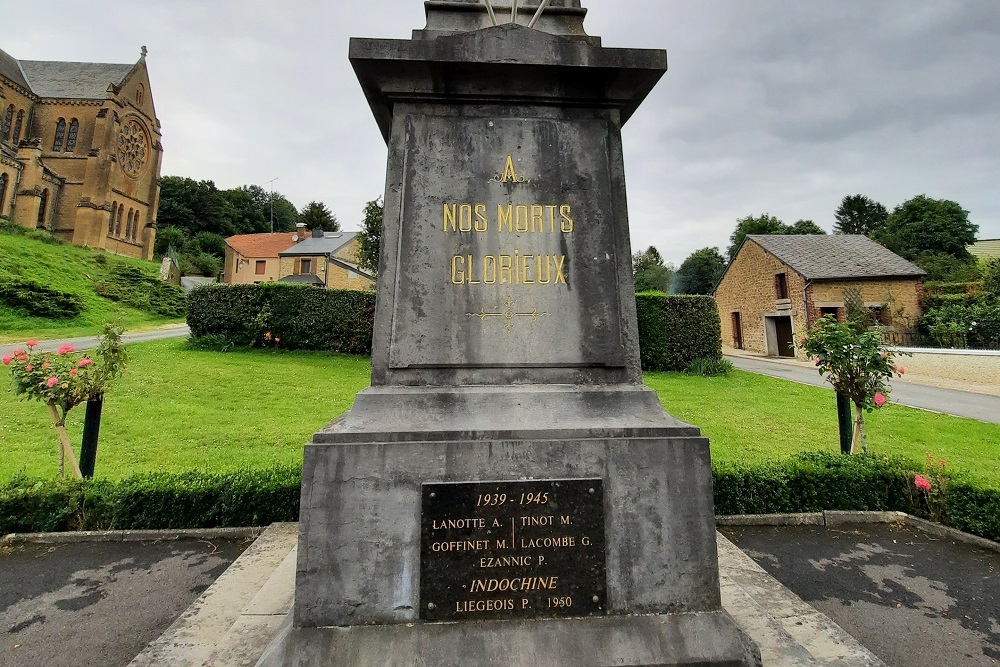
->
[257,611,759,667]
[258,386,760,666]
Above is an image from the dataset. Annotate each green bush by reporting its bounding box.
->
[187,283,376,354]
[93,263,186,317]
[636,294,722,371]
[189,252,222,278]
[4,455,997,542]
[0,278,83,319]
[686,357,735,376]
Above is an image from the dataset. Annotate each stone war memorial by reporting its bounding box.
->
[258,1,760,665]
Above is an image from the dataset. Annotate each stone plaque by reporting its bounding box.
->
[389,115,626,370]
[420,479,606,622]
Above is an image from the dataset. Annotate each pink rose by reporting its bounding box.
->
[873,393,886,408]
[46,376,59,388]
[275,337,280,343]
[896,366,906,375]
[813,357,821,366]
[78,358,94,368]
[1,355,11,366]
[798,337,806,346]
[26,364,34,372]
[264,332,272,340]
[26,339,38,347]
[70,368,78,376]
[57,344,76,355]
[914,474,932,492]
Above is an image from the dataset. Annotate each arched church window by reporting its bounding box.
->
[109,202,117,234]
[37,189,49,226]
[12,110,23,144]
[66,119,79,152]
[1,106,12,142]
[115,205,123,236]
[0,173,8,216]
[53,119,66,151]
[131,212,141,242]
[126,209,134,240]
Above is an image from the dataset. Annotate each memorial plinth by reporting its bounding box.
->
[257,2,760,665]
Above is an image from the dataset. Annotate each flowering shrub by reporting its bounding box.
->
[801,316,907,454]
[3,324,127,478]
[912,454,949,522]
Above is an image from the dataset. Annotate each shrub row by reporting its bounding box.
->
[636,294,722,371]
[0,278,83,319]
[188,286,723,370]
[187,283,376,355]
[93,263,187,317]
[5,453,995,542]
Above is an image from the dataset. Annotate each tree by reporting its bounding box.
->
[300,201,340,232]
[727,214,786,260]
[3,325,127,478]
[356,197,384,276]
[789,219,827,235]
[675,247,726,295]
[801,317,906,454]
[880,195,978,262]
[833,194,888,237]
[632,246,674,294]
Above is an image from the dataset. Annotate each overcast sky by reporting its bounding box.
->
[8,1,1000,266]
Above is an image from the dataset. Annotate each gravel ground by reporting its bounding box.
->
[721,523,1000,667]
[0,537,249,667]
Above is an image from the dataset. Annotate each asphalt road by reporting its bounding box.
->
[0,537,248,667]
[722,523,1000,667]
[729,355,1000,424]
[0,325,190,357]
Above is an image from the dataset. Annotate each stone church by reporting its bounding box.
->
[0,46,161,260]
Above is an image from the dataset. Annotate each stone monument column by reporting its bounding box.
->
[258,2,760,665]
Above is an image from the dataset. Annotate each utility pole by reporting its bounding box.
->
[265,177,279,232]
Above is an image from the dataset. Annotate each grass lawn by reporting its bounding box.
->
[3,340,998,487]
[0,230,183,342]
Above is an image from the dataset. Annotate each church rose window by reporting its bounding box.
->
[66,119,79,152]
[117,120,149,178]
[53,118,66,151]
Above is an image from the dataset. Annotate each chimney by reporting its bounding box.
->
[296,223,309,242]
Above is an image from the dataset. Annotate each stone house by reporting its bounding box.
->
[714,235,925,358]
[0,47,162,260]
[278,228,373,291]
[223,232,298,285]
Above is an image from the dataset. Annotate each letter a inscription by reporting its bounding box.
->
[490,155,529,184]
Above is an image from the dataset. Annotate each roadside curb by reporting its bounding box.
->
[716,511,1000,554]
[1,526,261,546]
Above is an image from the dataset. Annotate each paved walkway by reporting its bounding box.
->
[0,325,190,357]
[727,353,1000,425]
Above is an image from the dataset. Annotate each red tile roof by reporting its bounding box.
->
[226,233,297,259]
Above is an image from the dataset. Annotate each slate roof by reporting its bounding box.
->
[279,274,325,285]
[18,60,134,99]
[747,234,926,280]
[280,231,358,257]
[226,233,298,259]
[0,48,30,90]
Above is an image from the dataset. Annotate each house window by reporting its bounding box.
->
[869,306,891,326]
[37,189,49,226]
[0,173,8,216]
[255,260,266,275]
[774,272,789,300]
[819,307,840,322]
[53,118,66,151]
[66,119,79,152]
[1,105,11,141]
[12,110,23,144]
[300,259,313,274]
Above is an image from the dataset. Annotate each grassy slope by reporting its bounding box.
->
[0,231,183,342]
[3,340,998,486]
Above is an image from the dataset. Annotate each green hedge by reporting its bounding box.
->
[187,283,375,354]
[0,278,83,319]
[188,286,722,370]
[5,453,996,542]
[636,294,722,371]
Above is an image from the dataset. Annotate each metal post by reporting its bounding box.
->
[510,0,518,24]
[836,392,852,455]
[527,0,551,28]
[80,394,104,478]
[483,0,498,26]
[265,177,279,233]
